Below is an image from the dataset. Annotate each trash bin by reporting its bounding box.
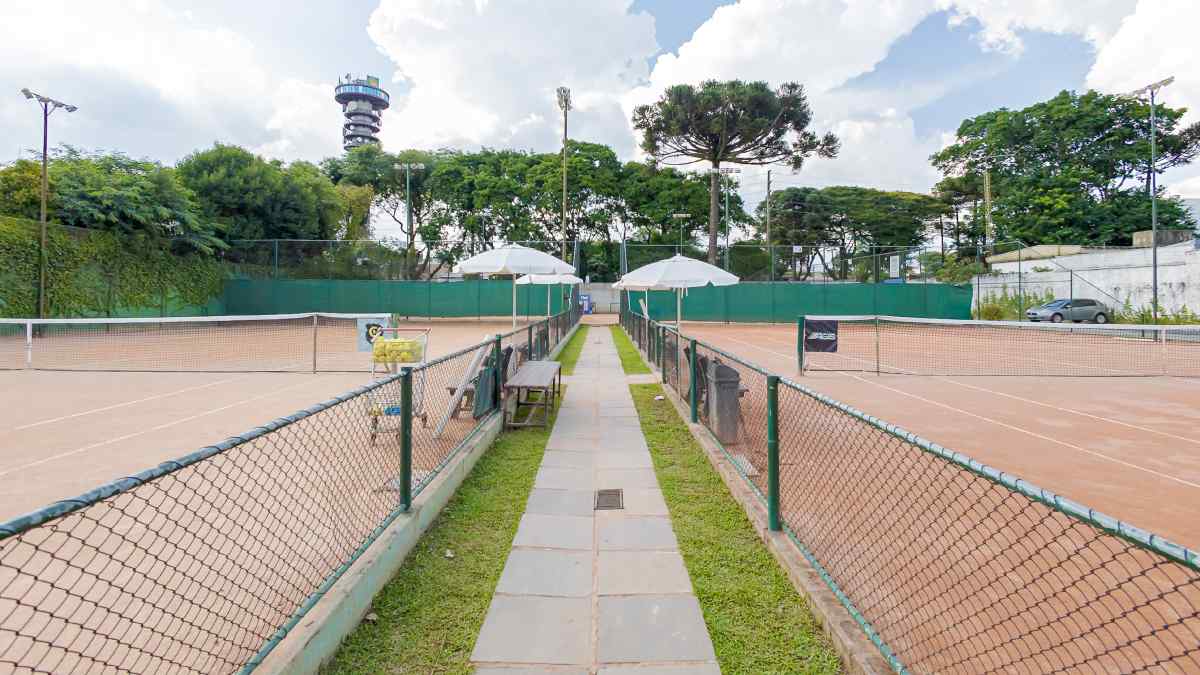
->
[707,359,741,445]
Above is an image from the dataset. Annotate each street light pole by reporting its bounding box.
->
[21,88,77,319]
[556,87,572,262]
[1127,76,1174,323]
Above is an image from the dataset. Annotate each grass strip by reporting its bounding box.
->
[323,394,562,674]
[555,324,589,375]
[610,324,650,374]
[629,383,842,675]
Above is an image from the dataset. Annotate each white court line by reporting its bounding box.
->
[0,376,338,480]
[725,330,1200,444]
[690,332,1200,491]
[13,375,246,431]
[839,372,1200,491]
[939,378,1200,447]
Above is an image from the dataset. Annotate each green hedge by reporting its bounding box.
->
[0,216,226,318]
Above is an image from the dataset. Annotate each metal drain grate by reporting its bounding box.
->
[594,488,624,510]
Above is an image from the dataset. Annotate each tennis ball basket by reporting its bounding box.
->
[365,327,431,445]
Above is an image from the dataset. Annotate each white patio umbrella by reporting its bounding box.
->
[614,254,739,327]
[516,273,584,318]
[454,244,575,327]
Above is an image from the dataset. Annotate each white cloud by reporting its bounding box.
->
[1085,0,1200,198]
[939,0,1135,54]
[366,0,658,155]
[0,0,339,163]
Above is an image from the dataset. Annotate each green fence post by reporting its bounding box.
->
[689,338,699,423]
[493,335,503,409]
[767,375,781,531]
[660,327,667,384]
[797,314,806,374]
[527,324,534,360]
[400,367,413,511]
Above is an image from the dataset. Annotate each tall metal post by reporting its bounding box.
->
[22,90,78,318]
[766,375,781,531]
[399,368,413,510]
[766,169,773,281]
[38,107,48,318]
[557,87,572,261]
[1150,88,1159,322]
[311,314,319,373]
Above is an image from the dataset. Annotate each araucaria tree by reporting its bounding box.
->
[632,80,839,263]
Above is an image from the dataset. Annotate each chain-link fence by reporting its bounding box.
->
[0,307,581,674]
[620,301,1200,673]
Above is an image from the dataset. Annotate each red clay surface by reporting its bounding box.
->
[679,321,1200,549]
[0,319,523,522]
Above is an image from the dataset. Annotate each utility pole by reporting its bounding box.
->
[1127,76,1174,323]
[21,89,77,319]
[765,169,772,281]
[556,87,572,262]
[395,162,426,279]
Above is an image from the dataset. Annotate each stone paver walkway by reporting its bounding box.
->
[472,323,719,674]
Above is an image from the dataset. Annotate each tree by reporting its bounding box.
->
[632,80,839,263]
[931,89,1200,246]
[51,149,223,252]
[756,186,941,279]
[177,143,339,242]
[0,159,45,220]
[334,183,374,240]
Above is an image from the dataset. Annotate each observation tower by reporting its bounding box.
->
[334,74,390,151]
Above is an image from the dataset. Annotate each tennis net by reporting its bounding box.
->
[799,315,1200,377]
[0,313,390,372]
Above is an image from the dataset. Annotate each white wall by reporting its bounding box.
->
[974,241,1200,313]
[581,283,621,313]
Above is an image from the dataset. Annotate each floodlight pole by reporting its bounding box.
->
[711,167,740,271]
[557,87,572,262]
[1127,76,1174,323]
[21,88,77,319]
[671,213,690,253]
[395,162,426,279]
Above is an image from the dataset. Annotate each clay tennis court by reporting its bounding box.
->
[0,316,530,522]
[676,320,1200,549]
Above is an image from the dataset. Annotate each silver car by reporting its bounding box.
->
[1026,298,1110,323]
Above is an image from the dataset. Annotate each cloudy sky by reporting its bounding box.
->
[3,0,1198,237]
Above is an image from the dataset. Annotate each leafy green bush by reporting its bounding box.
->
[0,216,226,317]
[977,303,1006,320]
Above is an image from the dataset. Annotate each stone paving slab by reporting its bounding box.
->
[535,467,594,491]
[513,514,593,550]
[597,516,678,551]
[477,668,590,675]
[542,451,595,469]
[595,468,659,489]
[597,595,716,663]
[598,551,692,595]
[497,549,592,597]
[598,665,720,675]
[610,488,669,516]
[594,451,652,470]
[472,595,591,664]
[525,488,595,517]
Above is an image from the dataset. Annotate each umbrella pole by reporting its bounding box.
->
[512,276,517,329]
[676,288,683,329]
[547,285,551,318]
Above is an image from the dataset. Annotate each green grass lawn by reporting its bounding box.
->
[555,324,589,375]
[629,383,842,675]
[610,324,651,374]
[322,395,562,674]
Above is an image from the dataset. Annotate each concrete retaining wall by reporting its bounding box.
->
[976,241,1200,313]
[582,283,620,313]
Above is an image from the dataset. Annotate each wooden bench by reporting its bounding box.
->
[503,360,562,428]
